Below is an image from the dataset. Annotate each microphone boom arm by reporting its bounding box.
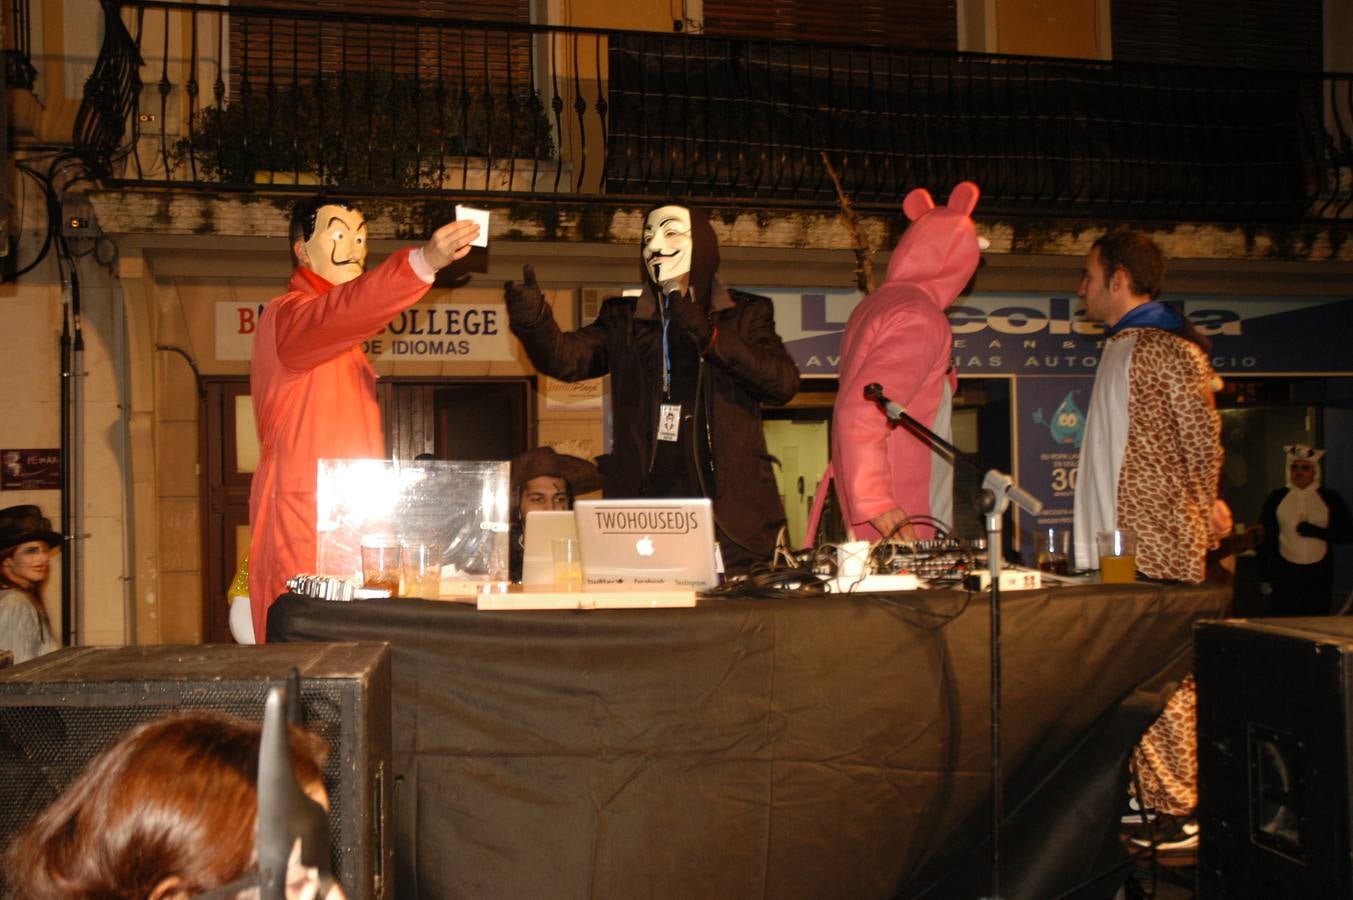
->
[862,380,1039,900]
[862,381,1042,518]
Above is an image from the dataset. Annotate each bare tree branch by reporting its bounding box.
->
[821,151,874,294]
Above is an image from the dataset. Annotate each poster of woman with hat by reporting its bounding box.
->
[0,504,62,665]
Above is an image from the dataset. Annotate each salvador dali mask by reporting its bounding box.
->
[301,204,368,285]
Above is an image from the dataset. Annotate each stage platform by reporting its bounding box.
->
[269,581,1229,899]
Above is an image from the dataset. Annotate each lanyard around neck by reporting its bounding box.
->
[660,292,673,396]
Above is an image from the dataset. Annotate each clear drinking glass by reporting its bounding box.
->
[1096,528,1138,584]
[1035,527,1070,575]
[551,537,582,591]
[359,537,401,594]
[400,541,443,599]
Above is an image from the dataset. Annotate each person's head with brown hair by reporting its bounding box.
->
[1089,229,1166,300]
[1079,229,1167,328]
[5,711,330,900]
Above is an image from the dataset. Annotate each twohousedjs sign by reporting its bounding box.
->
[585,506,703,535]
[216,302,514,361]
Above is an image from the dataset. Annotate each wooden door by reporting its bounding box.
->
[201,378,255,644]
[379,378,532,460]
[201,377,533,642]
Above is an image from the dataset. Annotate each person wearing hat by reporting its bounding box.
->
[509,446,603,581]
[0,504,62,665]
[1259,444,1352,615]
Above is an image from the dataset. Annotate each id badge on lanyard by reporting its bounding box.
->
[657,403,682,442]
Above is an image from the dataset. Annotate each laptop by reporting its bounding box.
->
[521,510,579,585]
[572,498,720,590]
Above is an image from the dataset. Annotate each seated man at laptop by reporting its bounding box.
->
[509,446,602,581]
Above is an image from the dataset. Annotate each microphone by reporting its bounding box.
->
[863,383,905,423]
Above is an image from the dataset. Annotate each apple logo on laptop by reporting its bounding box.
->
[635,535,655,557]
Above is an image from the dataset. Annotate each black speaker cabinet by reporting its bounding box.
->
[1196,617,1353,898]
[0,643,392,899]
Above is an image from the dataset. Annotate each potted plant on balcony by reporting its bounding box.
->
[171,84,323,185]
[172,71,556,190]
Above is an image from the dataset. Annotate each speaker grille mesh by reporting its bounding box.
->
[0,683,350,894]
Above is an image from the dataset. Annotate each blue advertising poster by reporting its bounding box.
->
[762,290,1353,377]
[1012,378,1094,567]
[756,287,1353,569]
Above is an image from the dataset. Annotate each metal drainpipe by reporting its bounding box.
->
[59,295,73,645]
[58,305,69,641]
[72,298,84,649]
[60,262,85,647]
[115,279,135,643]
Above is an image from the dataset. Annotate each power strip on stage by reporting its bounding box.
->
[962,568,1043,592]
[825,573,922,593]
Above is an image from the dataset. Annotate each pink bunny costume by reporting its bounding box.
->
[831,182,982,541]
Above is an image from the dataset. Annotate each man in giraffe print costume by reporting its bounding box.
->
[1073,229,1228,580]
[1073,228,1232,826]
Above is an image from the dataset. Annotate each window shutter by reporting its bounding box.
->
[256,1,529,23]
[702,0,957,52]
[228,0,533,93]
[1111,0,1322,71]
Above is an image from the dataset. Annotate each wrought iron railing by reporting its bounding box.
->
[4,0,36,89]
[78,0,1353,222]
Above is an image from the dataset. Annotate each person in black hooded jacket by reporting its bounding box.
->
[504,202,800,574]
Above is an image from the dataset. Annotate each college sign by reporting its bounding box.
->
[216,301,515,362]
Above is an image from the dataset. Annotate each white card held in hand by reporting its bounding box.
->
[455,205,491,247]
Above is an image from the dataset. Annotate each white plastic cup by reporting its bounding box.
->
[552,537,583,591]
[837,540,871,580]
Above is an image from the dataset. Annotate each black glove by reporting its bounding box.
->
[665,289,712,349]
[504,264,547,325]
[1295,521,1327,540]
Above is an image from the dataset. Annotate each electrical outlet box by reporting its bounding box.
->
[61,195,101,238]
[963,568,1043,592]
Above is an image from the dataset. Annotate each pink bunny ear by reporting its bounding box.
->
[902,188,935,222]
[946,182,980,215]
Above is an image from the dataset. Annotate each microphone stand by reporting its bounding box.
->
[864,384,1041,900]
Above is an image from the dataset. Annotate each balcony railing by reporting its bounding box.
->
[77,0,1353,222]
[4,0,36,89]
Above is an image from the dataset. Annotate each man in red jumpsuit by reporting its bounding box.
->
[248,198,480,640]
